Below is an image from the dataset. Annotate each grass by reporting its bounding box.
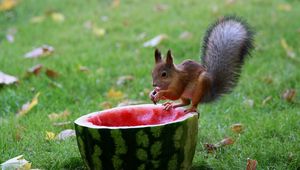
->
[1,0,299,169]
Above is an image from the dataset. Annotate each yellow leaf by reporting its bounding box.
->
[277,4,292,12]
[48,110,70,121]
[92,27,106,37]
[107,88,124,100]
[0,0,18,11]
[51,12,65,23]
[111,0,120,8]
[17,92,40,117]
[280,38,296,58]
[30,16,46,24]
[45,131,56,140]
[246,158,258,170]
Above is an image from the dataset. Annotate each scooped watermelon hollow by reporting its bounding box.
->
[74,104,198,170]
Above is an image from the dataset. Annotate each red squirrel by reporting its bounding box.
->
[149,16,254,113]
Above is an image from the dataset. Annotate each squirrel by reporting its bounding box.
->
[149,16,254,113]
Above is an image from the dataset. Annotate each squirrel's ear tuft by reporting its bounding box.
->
[154,48,162,64]
[166,49,174,66]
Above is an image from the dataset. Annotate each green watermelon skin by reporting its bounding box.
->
[75,106,198,170]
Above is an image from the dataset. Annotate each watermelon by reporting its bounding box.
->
[74,104,198,170]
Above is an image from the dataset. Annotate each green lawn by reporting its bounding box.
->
[1,0,300,169]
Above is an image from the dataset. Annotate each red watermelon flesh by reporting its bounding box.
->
[87,105,189,127]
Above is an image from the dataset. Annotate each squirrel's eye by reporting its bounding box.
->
[161,71,167,78]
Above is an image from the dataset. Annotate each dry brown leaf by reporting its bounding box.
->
[52,121,72,127]
[56,129,76,140]
[262,96,272,105]
[111,0,120,8]
[282,89,296,102]
[204,137,234,153]
[154,4,169,12]
[45,69,59,78]
[45,131,56,140]
[246,158,257,170]
[0,0,18,11]
[179,31,192,40]
[143,34,168,47]
[107,88,124,100]
[78,65,90,73]
[17,92,40,117]
[231,123,244,133]
[226,0,236,5]
[216,137,235,147]
[99,101,112,109]
[277,4,292,12]
[261,76,273,84]
[27,64,43,76]
[280,38,296,59]
[0,71,18,85]
[0,155,31,170]
[116,75,134,86]
[48,110,70,121]
[24,45,54,58]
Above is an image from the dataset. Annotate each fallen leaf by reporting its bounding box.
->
[0,155,31,170]
[49,81,63,88]
[45,131,56,140]
[45,69,59,78]
[17,92,40,117]
[282,89,296,102]
[280,38,296,59]
[56,129,76,140]
[99,101,112,109]
[0,0,18,12]
[143,34,168,47]
[24,45,54,58]
[48,110,70,121]
[226,0,236,5]
[27,64,43,76]
[111,0,120,8]
[78,65,90,73]
[0,71,18,85]
[277,4,292,12]
[179,31,192,40]
[107,88,124,100]
[215,137,234,147]
[243,99,254,108]
[261,76,273,84]
[30,15,46,23]
[154,4,169,12]
[52,121,72,127]
[204,137,234,153]
[246,158,257,170]
[231,123,244,133]
[118,100,144,107]
[50,12,65,23]
[211,5,219,15]
[92,26,106,37]
[262,96,272,105]
[116,75,134,86]
[203,143,216,153]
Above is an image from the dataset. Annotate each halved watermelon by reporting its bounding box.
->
[74,104,198,170]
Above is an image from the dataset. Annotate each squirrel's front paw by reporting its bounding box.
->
[163,102,173,110]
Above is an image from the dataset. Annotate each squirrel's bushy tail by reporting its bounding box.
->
[201,16,254,102]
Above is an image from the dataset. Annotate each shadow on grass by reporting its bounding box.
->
[62,157,86,170]
[192,162,213,170]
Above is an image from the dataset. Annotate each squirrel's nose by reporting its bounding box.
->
[152,83,157,87]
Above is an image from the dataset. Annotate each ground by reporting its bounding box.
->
[0,0,299,169]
